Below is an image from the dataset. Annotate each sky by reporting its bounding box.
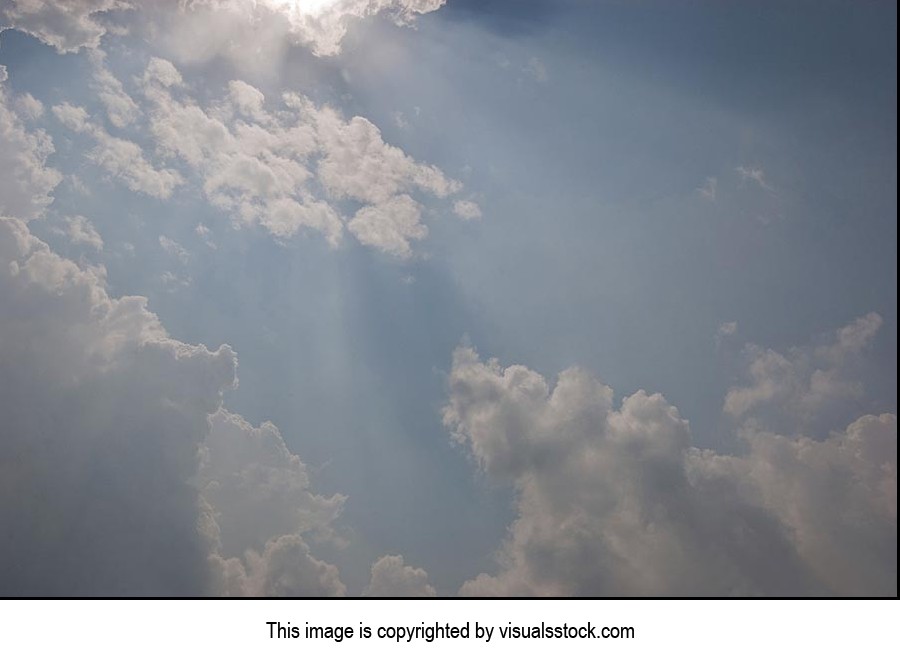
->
[0,0,896,597]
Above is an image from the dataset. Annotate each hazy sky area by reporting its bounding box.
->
[0,0,896,596]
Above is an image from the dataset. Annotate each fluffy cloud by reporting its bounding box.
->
[89,49,140,128]
[453,199,482,221]
[159,234,189,264]
[157,0,446,63]
[348,194,425,258]
[14,92,44,120]
[0,68,62,220]
[364,554,436,597]
[200,411,348,596]
[65,215,104,250]
[52,101,183,199]
[725,414,896,596]
[137,59,463,255]
[0,0,128,52]
[0,216,347,595]
[444,339,896,596]
[724,313,882,434]
[2,1,445,58]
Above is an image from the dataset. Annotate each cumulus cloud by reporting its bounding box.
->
[444,342,896,596]
[65,215,104,250]
[0,0,128,52]
[52,101,183,199]
[453,199,482,221]
[157,0,446,63]
[14,92,44,120]
[348,194,425,258]
[364,555,436,597]
[1,0,446,60]
[89,49,140,128]
[199,410,347,597]
[0,69,62,220]
[724,313,882,434]
[136,59,464,255]
[0,216,347,595]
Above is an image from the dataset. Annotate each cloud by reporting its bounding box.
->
[137,59,464,256]
[724,313,882,433]
[524,56,548,83]
[1,1,447,61]
[0,216,348,595]
[14,92,44,120]
[726,413,897,596]
[697,176,717,201]
[159,0,447,62]
[364,555,436,597]
[736,165,773,192]
[715,320,737,348]
[159,234,189,264]
[209,533,346,597]
[0,0,128,53]
[65,215,104,250]
[348,194,425,258]
[0,71,62,220]
[89,49,140,128]
[444,342,896,596]
[314,108,460,205]
[453,199,482,221]
[199,410,347,596]
[195,222,217,249]
[52,101,183,199]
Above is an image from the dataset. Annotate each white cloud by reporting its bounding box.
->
[52,101,183,199]
[159,234,189,264]
[2,0,446,64]
[0,216,348,595]
[160,269,191,290]
[199,410,347,597]
[724,313,882,432]
[715,320,737,347]
[0,0,128,53]
[89,49,140,128]
[139,59,465,256]
[68,174,91,196]
[725,413,896,596]
[65,215,104,250]
[0,215,231,594]
[314,105,460,204]
[697,176,717,201]
[348,194,425,258]
[14,92,44,120]
[445,342,896,596]
[160,0,446,62]
[364,555,436,597]
[195,222,217,249]
[0,73,62,220]
[453,199,482,221]
[208,533,346,597]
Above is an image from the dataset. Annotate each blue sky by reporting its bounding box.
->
[0,0,895,596]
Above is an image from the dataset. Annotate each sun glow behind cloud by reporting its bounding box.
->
[264,0,343,17]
